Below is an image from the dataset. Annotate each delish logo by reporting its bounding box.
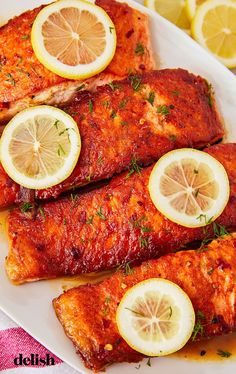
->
[14,353,55,366]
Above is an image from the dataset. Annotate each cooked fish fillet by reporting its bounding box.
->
[0,0,155,124]
[53,234,236,371]
[6,144,236,284]
[0,69,224,208]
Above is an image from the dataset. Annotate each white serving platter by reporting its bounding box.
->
[0,1,236,374]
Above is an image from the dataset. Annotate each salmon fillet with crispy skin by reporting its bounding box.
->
[5,144,236,284]
[0,69,223,208]
[53,234,236,371]
[0,0,155,124]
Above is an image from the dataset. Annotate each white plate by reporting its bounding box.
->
[0,1,236,374]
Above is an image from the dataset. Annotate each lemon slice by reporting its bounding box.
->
[148,149,229,228]
[192,0,236,68]
[0,106,81,189]
[116,278,195,356]
[185,0,207,20]
[31,0,117,79]
[145,0,190,29]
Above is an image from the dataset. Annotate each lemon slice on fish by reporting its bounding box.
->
[31,0,117,79]
[116,278,195,356]
[191,0,236,68]
[148,149,229,228]
[0,106,81,189]
[145,0,190,30]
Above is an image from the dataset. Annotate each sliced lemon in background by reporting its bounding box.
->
[31,0,117,79]
[185,0,207,20]
[116,279,195,356]
[145,0,191,29]
[192,0,236,68]
[0,106,81,189]
[148,149,229,228]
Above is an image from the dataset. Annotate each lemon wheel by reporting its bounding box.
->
[116,279,195,356]
[185,0,207,20]
[145,0,190,30]
[0,106,81,189]
[191,0,236,68]
[148,149,229,228]
[31,0,117,79]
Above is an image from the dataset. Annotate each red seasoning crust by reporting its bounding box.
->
[0,69,224,208]
[5,144,236,284]
[0,0,155,123]
[53,234,236,371]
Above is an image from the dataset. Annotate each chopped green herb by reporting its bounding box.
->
[109,26,115,33]
[125,158,142,179]
[135,42,145,55]
[21,35,29,40]
[70,193,78,204]
[192,310,205,341]
[213,222,229,237]
[86,215,94,225]
[103,100,110,108]
[172,90,180,96]
[76,84,85,91]
[108,82,120,91]
[146,91,155,106]
[139,236,149,248]
[157,105,171,116]
[96,207,106,220]
[207,268,214,275]
[119,99,128,109]
[20,202,33,213]
[129,75,142,91]
[38,206,45,220]
[206,82,214,108]
[217,349,232,358]
[16,68,30,76]
[192,320,204,341]
[5,73,15,86]
[85,174,92,182]
[97,156,104,165]
[58,144,65,156]
[121,120,128,126]
[117,261,135,275]
[147,358,152,367]
[124,262,134,275]
[102,296,111,316]
[169,134,177,142]
[63,218,67,225]
[169,306,173,319]
[88,99,93,113]
[135,364,141,370]
[110,110,117,119]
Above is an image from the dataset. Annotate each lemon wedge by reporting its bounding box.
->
[116,278,195,356]
[145,0,190,29]
[148,149,229,228]
[185,0,207,20]
[0,106,81,189]
[192,0,236,68]
[31,0,117,79]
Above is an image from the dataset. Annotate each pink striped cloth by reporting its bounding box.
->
[0,310,79,373]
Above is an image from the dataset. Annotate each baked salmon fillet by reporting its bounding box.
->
[0,0,155,124]
[6,143,236,284]
[53,234,236,371]
[0,69,224,208]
